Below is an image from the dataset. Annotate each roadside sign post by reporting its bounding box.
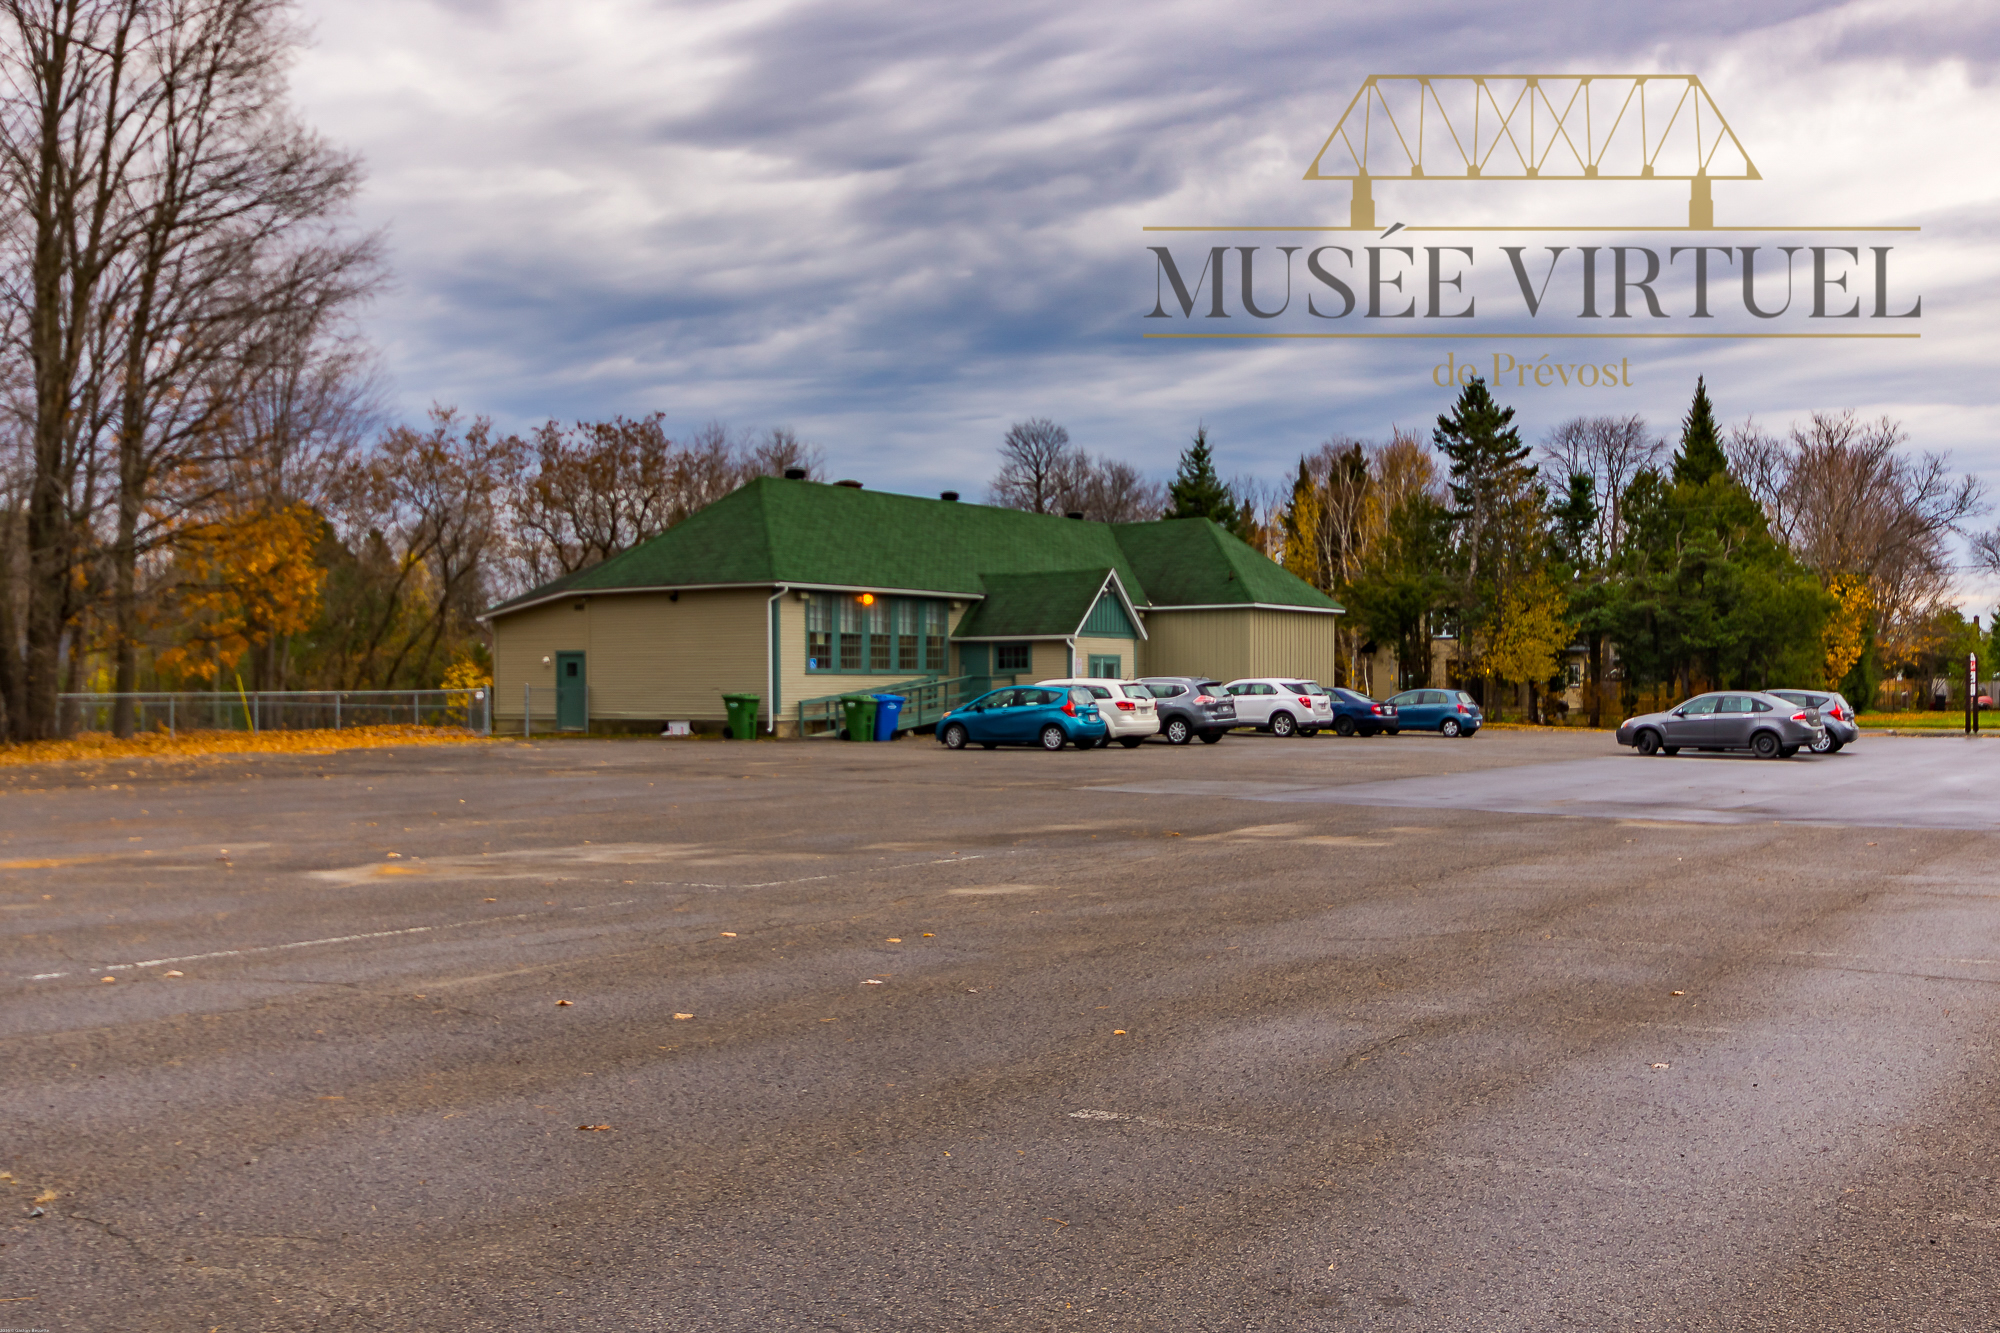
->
[1971,653,1980,736]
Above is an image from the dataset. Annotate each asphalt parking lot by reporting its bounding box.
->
[4,730,1998,1331]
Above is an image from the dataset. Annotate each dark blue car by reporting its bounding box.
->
[937,686,1108,751]
[1382,688,1483,738]
[1327,687,1398,736]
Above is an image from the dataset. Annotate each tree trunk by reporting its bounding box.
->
[1587,631,1603,727]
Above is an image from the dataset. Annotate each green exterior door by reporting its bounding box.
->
[555,652,587,731]
[1087,653,1122,679]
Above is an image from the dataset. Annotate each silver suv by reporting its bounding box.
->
[1616,691,1825,759]
[1768,689,1858,754]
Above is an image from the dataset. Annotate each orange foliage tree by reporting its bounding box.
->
[154,506,327,685]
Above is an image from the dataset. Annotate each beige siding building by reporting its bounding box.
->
[485,477,1343,736]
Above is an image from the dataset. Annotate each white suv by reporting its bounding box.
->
[1037,679,1160,747]
[1222,678,1334,737]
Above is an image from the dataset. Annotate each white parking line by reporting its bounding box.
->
[17,853,988,982]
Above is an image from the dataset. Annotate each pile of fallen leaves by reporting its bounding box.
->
[0,725,491,768]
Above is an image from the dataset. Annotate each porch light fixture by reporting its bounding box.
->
[858,593,876,606]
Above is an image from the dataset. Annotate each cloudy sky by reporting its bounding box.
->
[293,0,2000,599]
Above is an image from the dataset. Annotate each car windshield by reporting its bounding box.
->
[1199,683,1225,696]
[1067,687,1097,705]
[1456,692,1476,705]
[1144,683,1180,698]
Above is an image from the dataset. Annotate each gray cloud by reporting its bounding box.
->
[295,0,2000,609]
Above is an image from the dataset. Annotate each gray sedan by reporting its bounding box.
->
[1616,691,1825,759]
[1770,689,1858,754]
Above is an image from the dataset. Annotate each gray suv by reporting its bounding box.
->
[1616,691,1825,759]
[1769,689,1858,754]
[1136,677,1237,745]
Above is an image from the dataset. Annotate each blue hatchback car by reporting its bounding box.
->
[1381,688,1483,738]
[937,686,1108,751]
[1327,687,1397,736]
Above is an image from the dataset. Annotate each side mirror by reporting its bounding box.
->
[1671,708,1686,717]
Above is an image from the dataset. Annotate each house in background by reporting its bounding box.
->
[484,475,1344,735]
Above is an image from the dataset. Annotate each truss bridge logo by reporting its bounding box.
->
[1143,74,1921,363]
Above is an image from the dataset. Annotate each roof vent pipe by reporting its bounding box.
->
[940,490,959,502]
[1065,511,1085,520]
[834,479,863,488]
[783,467,807,480]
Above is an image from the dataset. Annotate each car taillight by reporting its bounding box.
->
[1457,704,1469,713]
[1297,697,1312,707]
[1790,711,1809,722]
[1116,700,1136,711]
[1063,700,1076,716]
[1195,695,1212,704]
[1370,704,1383,714]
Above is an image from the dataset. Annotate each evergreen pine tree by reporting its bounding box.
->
[1431,375,1532,589]
[1165,426,1247,535]
[1672,376,1728,487]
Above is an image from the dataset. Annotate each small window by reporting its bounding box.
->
[1717,695,1753,714]
[1751,699,1772,713]
[1679,696,1717,715]
[1148,683,1183,699]
[994,643,1031,672]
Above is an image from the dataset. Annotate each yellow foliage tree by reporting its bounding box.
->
[155,505,326,684]
[1478,569,1577,714]
[1821,573,1870,687]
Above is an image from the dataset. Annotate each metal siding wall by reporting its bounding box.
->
[1082,592,1137,638]
[1246,609,1341,682]
[1138,610,1252,681]
[492,601,588,723]
[582,590,767,720]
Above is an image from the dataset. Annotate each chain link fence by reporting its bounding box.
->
[57,689,492,736]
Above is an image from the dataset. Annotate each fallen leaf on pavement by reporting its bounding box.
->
[99,976,116,983]
[1670,990,1686,996]
[719,932,737,938]
[864,979,884,985]
[886,937,902,943]
[576,1124,612,1132]
[1651,1063,1670,1069]
[555,999,573,1006]
[674,1012,694,1020]
[163,970,183,977]
[1112,1030,1127,1035]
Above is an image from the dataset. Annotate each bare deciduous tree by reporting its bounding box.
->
[989,417,1079,514]
[1540,415,1663,565]
[1727,411,1986,666]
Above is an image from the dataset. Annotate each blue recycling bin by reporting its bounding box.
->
[871,694,906,741]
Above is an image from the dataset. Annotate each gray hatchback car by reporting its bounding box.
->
[1616,690,1825,759]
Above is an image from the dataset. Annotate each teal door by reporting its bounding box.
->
[555,652,587,731]
[1086,653,1122,679]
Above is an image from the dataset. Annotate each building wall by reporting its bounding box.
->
[773,591,980,735]
[1071,636,1138,679]
[492,588,770,730]
[1140,608,1340,683]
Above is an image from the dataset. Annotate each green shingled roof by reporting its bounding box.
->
[487,478,1343,618]
[1112,518,1341,610]
[952,569,1115,639]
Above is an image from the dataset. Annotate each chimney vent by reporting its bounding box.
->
[1065,511,1085,520]
[834,479,863,488]
[783,467,807,480]
[940,490,959,502]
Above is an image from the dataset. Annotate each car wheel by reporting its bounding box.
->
[1301,727,1320,737]
[1333,716,1356,737]
[980,743,997,750]
[1751,730,1781,759]
[1198,731,1223,744]
[1119,737,1143,748]
[1383,728,1400,737]
[1809,731,1834,754]
[1164,717,1192,745]
[1635,729,1661,756]
[1440,718,1461,738]
[1827,739,1844,753]
[1040,724,1067,751]
[941,723,968,750]
[1269,712,1297,738]
[1661,746,1680,756]
[1779,744,1800,758]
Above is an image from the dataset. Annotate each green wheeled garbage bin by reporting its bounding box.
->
[839,694,877,741]
[721,692,761,740]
